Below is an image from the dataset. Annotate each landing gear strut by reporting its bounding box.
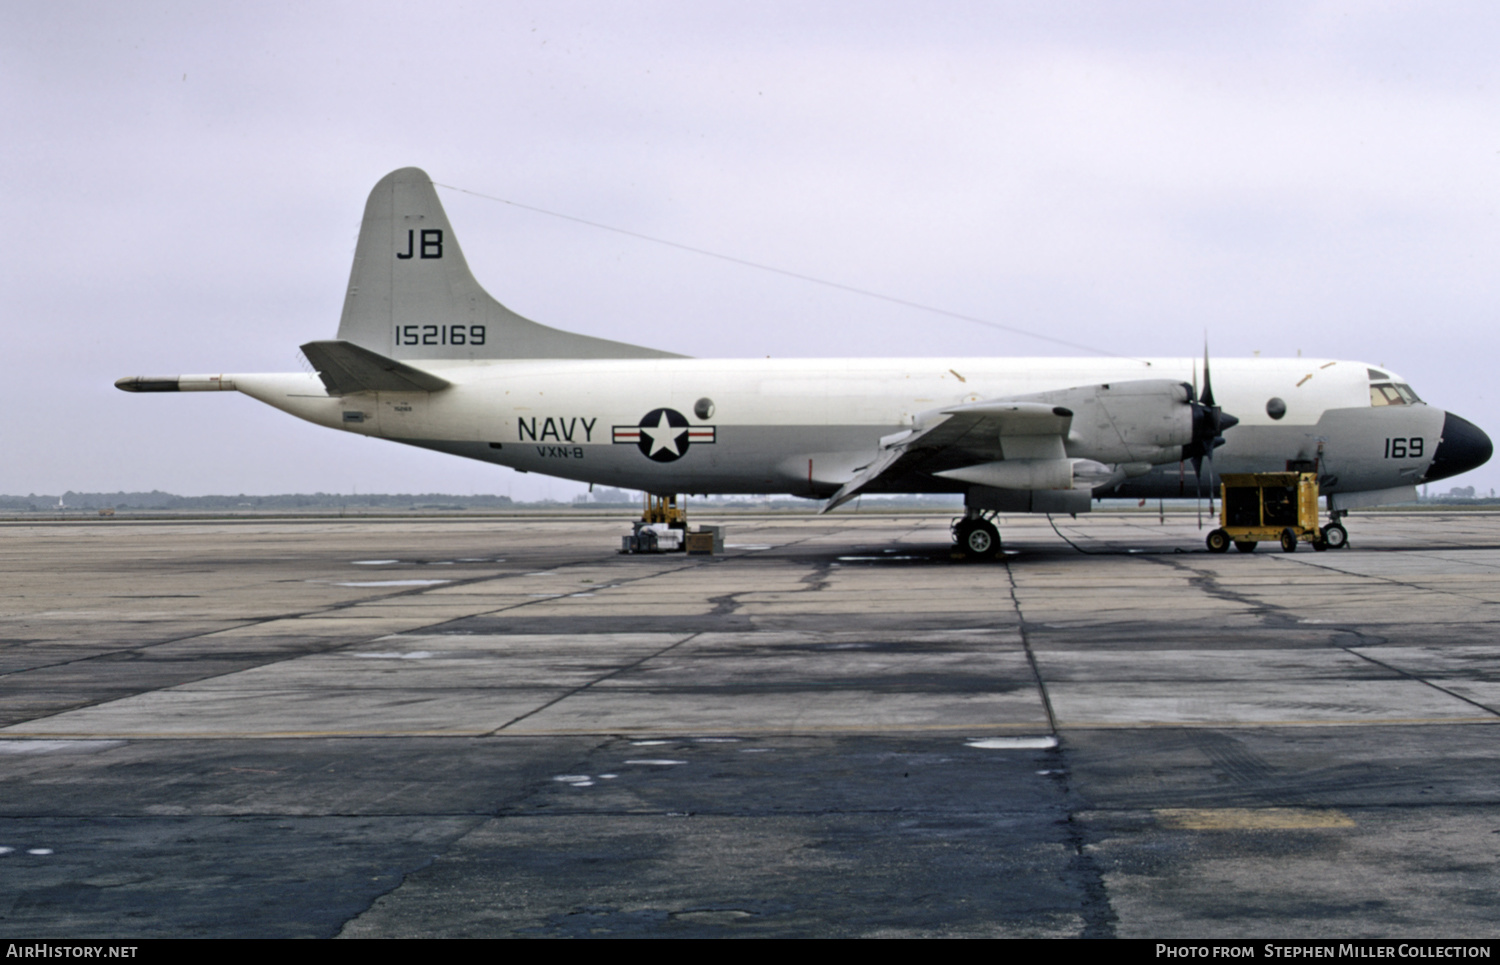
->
[953,509,1001,560]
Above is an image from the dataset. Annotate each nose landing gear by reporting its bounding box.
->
[1319,515,1349,550]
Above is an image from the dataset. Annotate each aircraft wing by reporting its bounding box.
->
[822,401,1073,512]
[300,340,451,395]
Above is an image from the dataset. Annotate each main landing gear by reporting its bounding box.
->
[953,509,1001,560]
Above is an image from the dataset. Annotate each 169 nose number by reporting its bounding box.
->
[1384,437,1424,458]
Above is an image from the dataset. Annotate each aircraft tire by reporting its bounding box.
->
[1280,528,1298,553]
[1206,529,1230,553]
[1323,522,1348,549]
[957,519,1001,560]
[1233,541,1256,553]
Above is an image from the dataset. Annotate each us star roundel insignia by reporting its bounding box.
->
[612,408,716,462]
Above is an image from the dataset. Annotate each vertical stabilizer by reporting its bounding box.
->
[337,167,681,360]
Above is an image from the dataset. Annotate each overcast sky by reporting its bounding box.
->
[6,2,1498,498]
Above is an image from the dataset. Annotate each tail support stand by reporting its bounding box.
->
[622,494,724,555]
[641,493,687,529]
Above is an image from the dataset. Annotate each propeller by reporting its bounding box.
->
[1182,343,1240,528]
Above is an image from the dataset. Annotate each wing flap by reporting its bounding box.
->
[821,444,909,513]
[821,401,1076,512]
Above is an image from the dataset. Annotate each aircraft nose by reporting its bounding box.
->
[1425,412,1493,482]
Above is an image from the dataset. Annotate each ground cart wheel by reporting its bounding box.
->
[1206,529,1230,553]
[1234,541,1257,553]
[1280,528,1298,553]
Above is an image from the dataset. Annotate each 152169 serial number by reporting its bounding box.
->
[395,325,487,346]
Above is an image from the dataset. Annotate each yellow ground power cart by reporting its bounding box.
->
[1206,472,1348,553]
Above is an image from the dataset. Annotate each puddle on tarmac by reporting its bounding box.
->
[965,736,1058,750]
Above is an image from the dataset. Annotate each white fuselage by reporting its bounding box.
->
[219,354,1442,501]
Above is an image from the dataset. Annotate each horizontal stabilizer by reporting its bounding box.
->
[300,340,451,395]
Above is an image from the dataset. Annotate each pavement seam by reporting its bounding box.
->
[1002,559,1059,736]
[1147,554,1500,722]
[1271,550,1500,607]
[1003,553,1117,938]
[1336,637,1500,720]
[485,632,705,736]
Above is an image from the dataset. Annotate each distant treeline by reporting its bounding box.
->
[0,491,538,511]
[0,489,968,513]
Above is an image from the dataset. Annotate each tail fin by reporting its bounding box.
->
[338,168,682,361]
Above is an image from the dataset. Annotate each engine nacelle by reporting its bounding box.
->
[1008,379,1200,466]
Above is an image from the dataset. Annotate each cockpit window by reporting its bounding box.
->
[1369,380,1424,407]
[1368,368,1391,380]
